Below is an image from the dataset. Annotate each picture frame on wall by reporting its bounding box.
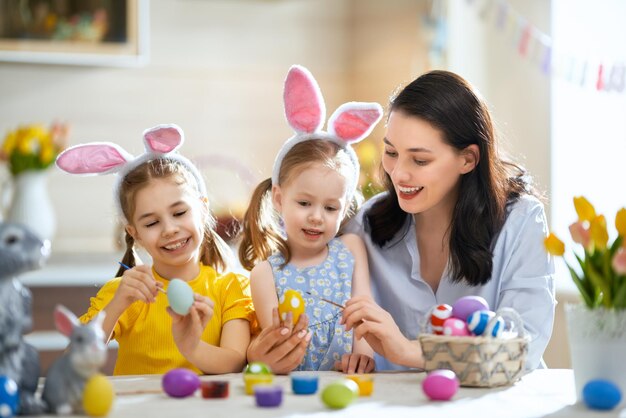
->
[0,0,149,66]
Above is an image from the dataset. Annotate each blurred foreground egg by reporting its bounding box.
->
[83,373,114,417]
[583,379,622,411]
[0,375,19,418]
[167,279,194,315]
[422,369,459,401]
[278,289,305,324]
[321,379,359,409]
[162,368,200,398]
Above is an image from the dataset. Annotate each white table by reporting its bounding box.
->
[71,369,624,418]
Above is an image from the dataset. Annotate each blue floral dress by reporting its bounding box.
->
[269,238,354,371]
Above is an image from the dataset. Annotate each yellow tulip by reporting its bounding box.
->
[544,232,565,256]
[590,215,608,250]
[616,208,626,238]
[40,144,54,164]
[2,132,16,154]
[573,196,596,222]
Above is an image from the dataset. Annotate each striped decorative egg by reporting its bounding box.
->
[430,304,453,335]
[466,310,496,336]
[484,315,505,338]
[442,317,470,336]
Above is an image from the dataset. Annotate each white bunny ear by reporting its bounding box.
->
[284,65,326,134]
[143,124,184,154]
[56,142,133,175]
[54,305,79,338]
[327,102,383,144]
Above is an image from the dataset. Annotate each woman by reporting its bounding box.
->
[340,70,555,371]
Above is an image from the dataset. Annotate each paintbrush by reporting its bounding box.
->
[305,291,345,309]
[118,262,166,293]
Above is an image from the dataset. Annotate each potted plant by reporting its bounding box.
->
[544,196,626,404]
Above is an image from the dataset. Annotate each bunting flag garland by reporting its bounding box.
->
[461,0,626,94]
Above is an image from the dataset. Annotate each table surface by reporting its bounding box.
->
[32,369,625,418]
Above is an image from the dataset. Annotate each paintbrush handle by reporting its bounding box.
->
[305,291,345,309]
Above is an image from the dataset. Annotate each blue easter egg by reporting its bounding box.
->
[0,375,19,418]
[466,310,495,335]
[582,379,622,411]
[167,278,194,315]
[484,315,505,337]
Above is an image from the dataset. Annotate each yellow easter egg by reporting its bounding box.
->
[278,289,305,324]
[83,373,115,417]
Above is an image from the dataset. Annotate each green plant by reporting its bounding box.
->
[544,196,626,309]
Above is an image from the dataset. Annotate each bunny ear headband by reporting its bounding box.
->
[55,124,206,222]
[272,65,383,201]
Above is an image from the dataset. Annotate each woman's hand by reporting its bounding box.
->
[341,295,423,368]
[334,353,375,374]
[112,264,163,309]
[168,294,214,357]
[246,308,311,375]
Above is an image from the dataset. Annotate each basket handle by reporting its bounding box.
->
[495,307,527,339]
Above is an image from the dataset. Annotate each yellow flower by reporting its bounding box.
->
[590,215,609,250]
[616,208,626,238]
[544,232,565,256]
[573,196,596,222]
[356,140,380,168]
[2,122,69,175]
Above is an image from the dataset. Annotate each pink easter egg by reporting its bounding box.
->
[442,318,470,336]
[430,304,453,335]
[422,369,459,401]
[451,296,490,321]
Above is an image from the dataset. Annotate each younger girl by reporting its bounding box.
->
[56,125,254,375]
[239,65,382,373]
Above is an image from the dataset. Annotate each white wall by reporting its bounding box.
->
[1,0,552,255]
[447,0,551,210]
[1,0,352,252]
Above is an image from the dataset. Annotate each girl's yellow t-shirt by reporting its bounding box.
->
[80,264,254,375]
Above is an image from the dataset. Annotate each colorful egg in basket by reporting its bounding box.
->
[419,304,528,387]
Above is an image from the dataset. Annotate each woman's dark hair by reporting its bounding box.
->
[366,70,533,286]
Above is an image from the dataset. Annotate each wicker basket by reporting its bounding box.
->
[418,333,528,387]
[418,307,529,387]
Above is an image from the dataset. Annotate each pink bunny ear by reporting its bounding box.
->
[284,65,326,134]
[328,102,383,144]
[54,305,79,338]
[56,142,133,175]
[143,124,184,154]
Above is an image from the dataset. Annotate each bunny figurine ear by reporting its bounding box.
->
[328,102,383,144]
[54,305,79,338]
[284,65,326,134]
[143,124,184,154]
[56,143,133,175]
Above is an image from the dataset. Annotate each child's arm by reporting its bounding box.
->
[168,295,250,374]
[249,261,280,330]
[101,265,162,341]
[336,233,375,373]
